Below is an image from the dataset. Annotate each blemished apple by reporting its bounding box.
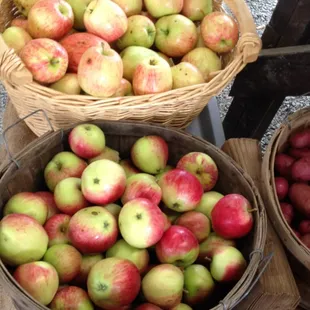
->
[211,194,254,239]
[44,214,71,247]
[44,151,87,192]
[27,0,74,40]
[117,15,156,50]
[81,159,126,205]
[131,135,169,174]
[144,0,183,18]
[171,62,204,89]
[155,14,198,57]
[69,123,106,159]
[156,52,174,66]
[118,198,165,248]
[182,0,212,21]
[121,173,162,205]
[13,0,39,16]
[84,0,128,43]
[50,73,81,95]
[10,16,29,30]
[112,0,142,16]
[78,44,123,97]
[106,239,150,273]
[182,47,221,80]
[195,191,224,219]
[13,261,59,306]
[66,0,92,30]
[280,202,294,225]
[2,26,32,54]
[183,264,214,305]
[136,303,163,310]
[196,25,206,47]
[112,78,133,97]
[201,12,239,53]
[299,220,310,235]
[171,303,193,310]
[43,244,82,284]
[88,146,120,164]
[210,246,247,282]
[120,159,141,178]
[155,165,174,183]
[50,286,94,310]
[158,169,203,212]
[0,214,48,266]
[87,257,141,309]
[103,203,122,221]
[36,191,59,220]
[177,151,219,192]
[142,264,184,308]
[155,225,199,267]
[20,38,69,84]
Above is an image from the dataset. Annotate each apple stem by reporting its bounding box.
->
[248,208,258,213]
[204,257,212,262]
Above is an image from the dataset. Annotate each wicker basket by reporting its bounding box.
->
[0,0,262,137]
[0,118,267,309]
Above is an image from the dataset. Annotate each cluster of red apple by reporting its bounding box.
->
[0,123,255,309]
[3,0,239,97]
[274,128,310,248]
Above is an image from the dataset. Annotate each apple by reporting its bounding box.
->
[68,123,106,159]
[0,214,48,266]
[142,264,184,308]
[158,169,203,212]
[84,0,128,43]
[87,257,141,309]
[50,286,94,309]
[293,229,301,239]
[182,47,221,80]
[44,151,87,192]
[183,264,214,305]
[89,146,120,164]
[171,62,204,89]
[301,234,310,249]
[280,202,294,225]
[141,11,157,23]
[201,12,239,53]
[299,220,310,235]
[120,159,141,178]
[66,0,92,30]
[144,0,183,18]
[2,26,32,54]
[119,198,165,248]
[14,261,59,306]
[36,191,59,220]
[155,14,197,57]
[43,244,82,283]
[211,194,254,239]
[28,0,74,40]
[182,0,212,21]
[162,212,171,231]
[196,25,206,47]
[171,304,193,310]
[13,0,39,16]
[156,52,174,66]
[20,38,69,84]
[275,177,289,200]
[131,135,169,174]
[210,246,247,282]
[44,214,71,246]
[10,16,29,30]
[161,204,180,223]
[289,183,310,218]
[136,304,162,310]
[78,44,123,97]
[50,73,81,95]
[195,191,224,219]
[103,203,122,221]
[155,165,174,183]
[112,0,142,16]
[81,159,126,205]
[177,152,218,192]
[112,78,133,97]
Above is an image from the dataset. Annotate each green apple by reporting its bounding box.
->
[50,73,81,95]
[103,203,122,221]
[2,26,32,54]
[66,0,92,30]
[13,0,39,16]
[144,0,183,18]
[112,0,142,16]
[195,191,224,219]
[182,0,213,21]
[88,147,120,164]
[171,303,193,310]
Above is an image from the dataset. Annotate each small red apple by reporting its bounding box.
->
[275,177,289,201]
[280,202,294,225]
[274,153,295,178]
[293,229,301,239]
[136,303,162,310]
[299,220,310,235]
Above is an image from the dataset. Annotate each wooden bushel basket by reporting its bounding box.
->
[0,112,267,309]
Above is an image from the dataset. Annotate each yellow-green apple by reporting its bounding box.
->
[210,246,247,282]
[131,135,169,174]
[155,165,174,183]
[20,38,69,84]
[183,264,214,305]
[155,225,199,267]
[120,159,141,178]
[10,16,29,30]
[121,173,162,205]
[2,26,32,54]
[155,14,197,57]
[158,169,203,212]
[13,261,59,306]
[66,0,92,30]
[103,203,122,221]
[68,206,118,253]
[112,0,142,16]
[118,198,165,248]
[196,25,206,47]
[144,0,183,18]
[87,257,141,309]
[136,304,162,310]
[161,204,180,223]
[182,0,212,21]
[89,147,120,164]
[28,0,74,40]
[81,159,126,204]
[195,191,224,219]
[60,32,109,73]
[50,286,94,309]
[84,0,128,43]
[44,151,87,192]
[78,44,123,97]
[117,15,156,50]
[43,244,82,283]
[175,211,211,242]
[112,78,133,97]
[13,0,39,16]
[50,73,81,95]
[182,47,221,80]
[142,264,184,308]
[0,214,48,266]
[171,62,204,89]
[171,303,193,310]
[36,191,59,220]
[106,239,150,273]
[68,123,106,159]
[211,194,254,239]
[156,52,174,66]
[201,12,239,53]
[177,152,219,192]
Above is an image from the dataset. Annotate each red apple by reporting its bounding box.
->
[120,159,141,178]
[136,304,162,310]
[274,153,295,178]
[144,0,183,18]
[280,202,294,225]
[301,234,310,249]
[36,191,59,220]
[293,229,301,239]
[275,177,289,201]
[299,220,310,235]
[292,157,310,182]
[289,183,310,218]
[10,16,29,30]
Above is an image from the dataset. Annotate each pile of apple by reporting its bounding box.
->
[1,0,239,97]
[274,128,310,249]
[0,123,255,310]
